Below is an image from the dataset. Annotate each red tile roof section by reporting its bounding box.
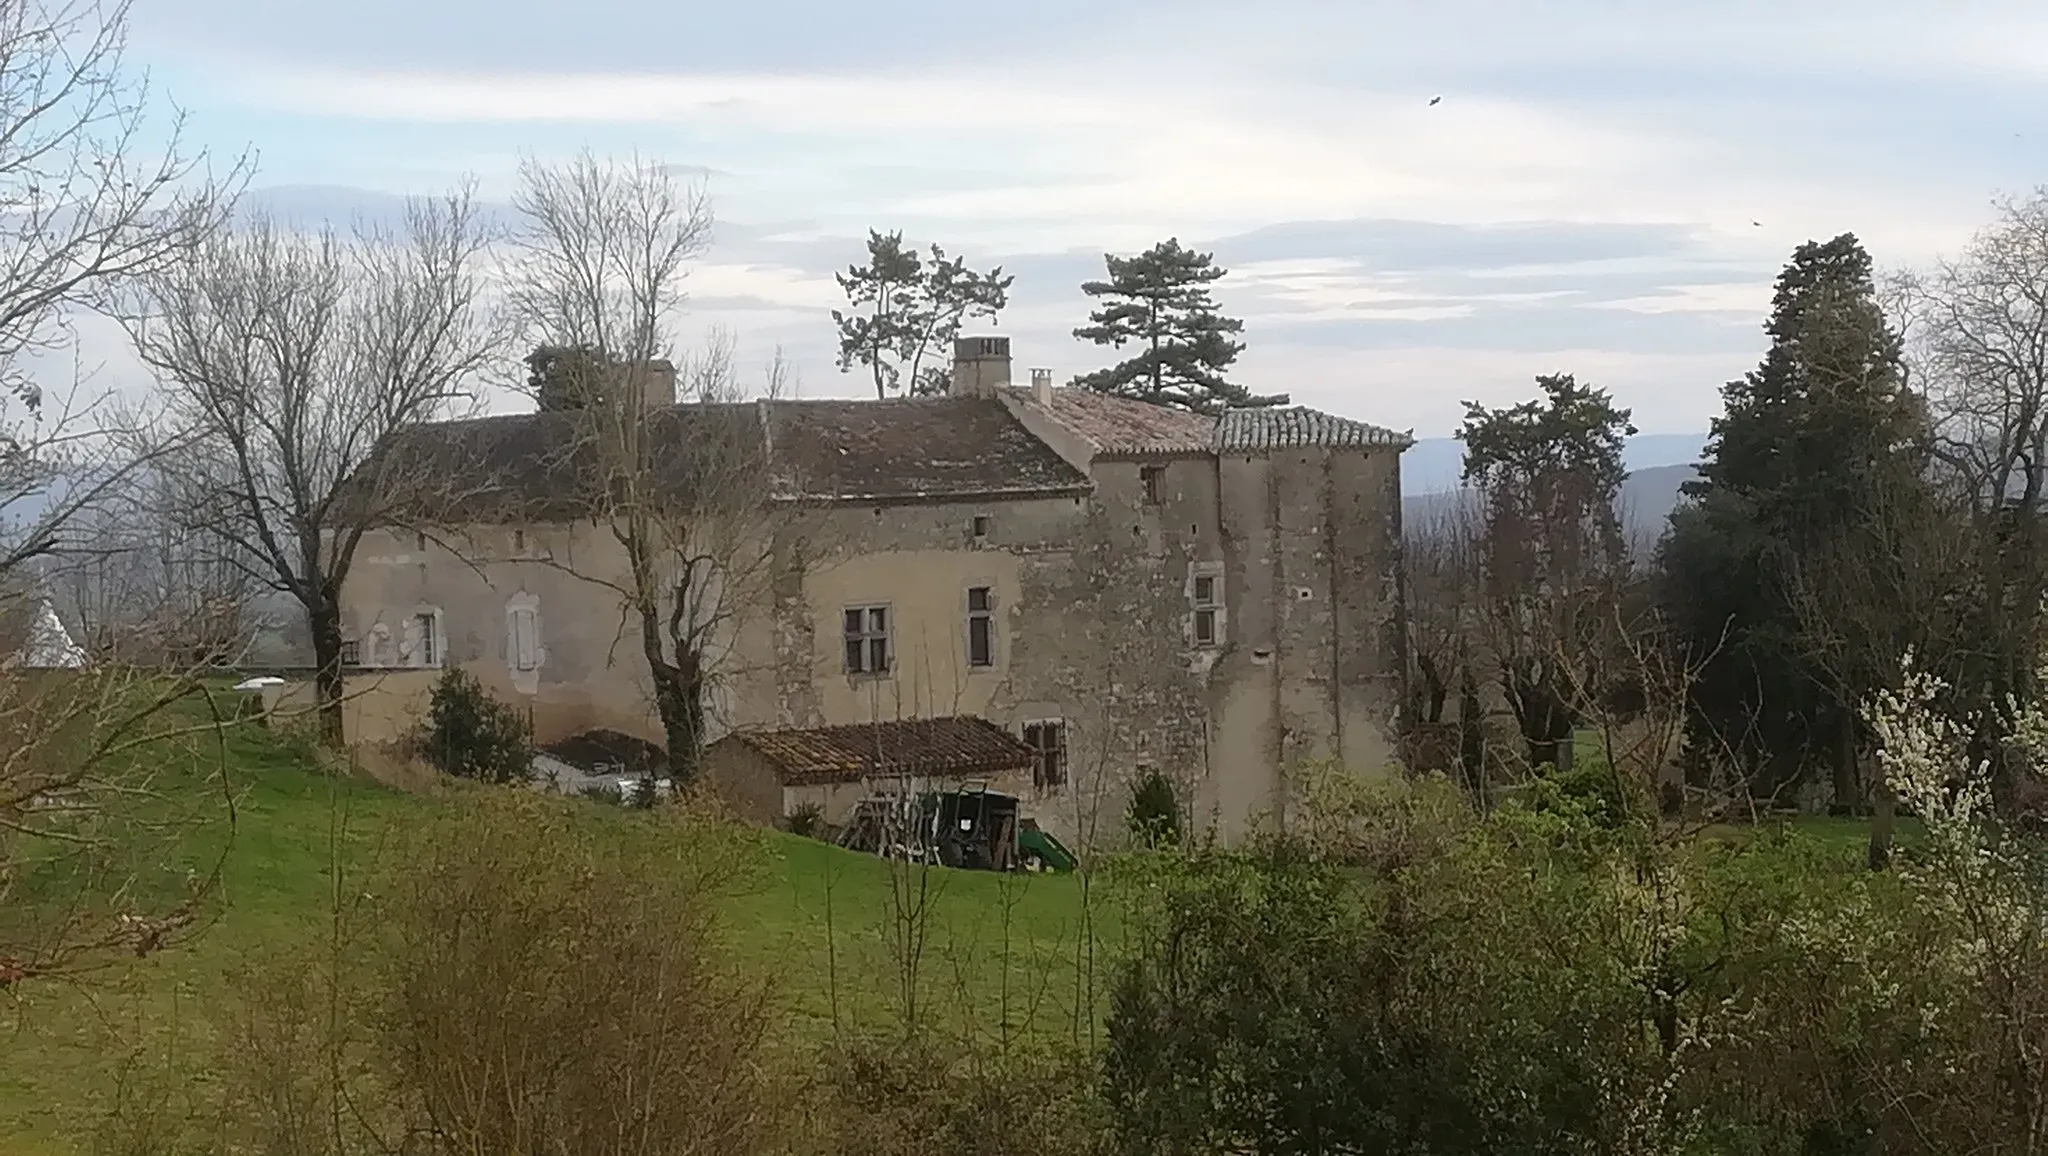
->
[1005,387,1217,456]
[728,716,1035,786]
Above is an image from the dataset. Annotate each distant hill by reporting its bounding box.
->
[1402,462,1699,545]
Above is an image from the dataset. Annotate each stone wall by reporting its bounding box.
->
[335,443,1410,849]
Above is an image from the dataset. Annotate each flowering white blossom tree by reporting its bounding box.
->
[1864,647,2048,1142]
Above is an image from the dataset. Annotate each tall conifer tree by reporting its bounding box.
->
[1072,238,1284,414]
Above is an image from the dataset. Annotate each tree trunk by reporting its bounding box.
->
[641,625,706,785]
[309,597,346,747]
[1458,674,1487,808]
[1831,709,1860,816]
[1867,782,1896,871]
[1415,653,1448,724]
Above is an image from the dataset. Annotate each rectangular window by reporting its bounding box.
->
[1023,720,1067,792]
[414,612,438,667]
[1140,465,1163,505]
[510,607,539,670]
[339,639,361,666]
[966,586,994,668]
[971,514,990,540]
[1192,573,1220,647]
[843,605,890,675]
[513,528,526,553]
[415,530,427,552]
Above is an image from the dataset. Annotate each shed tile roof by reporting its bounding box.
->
[359,396,1091,522]
[725,716,1034,787]
[1005,387,1218,456]
[1213,406,1414,452]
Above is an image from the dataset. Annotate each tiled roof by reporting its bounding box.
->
[726,716,1035,787]
[768,398,1089,500]
[1013,388,1410,458]
[1213,406,1414,452]
[357,396,1092,522]
[1006,387,1218,456]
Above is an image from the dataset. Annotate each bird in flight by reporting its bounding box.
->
[1752,220,1763,227]
[1428,95,1442,106]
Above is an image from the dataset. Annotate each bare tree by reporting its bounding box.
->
[1890,187,2048,819]
[1402,498,1494,797]
[0,0,242,410]
[506,153,795,782]
[122,192,496,742]
[44,465,264,665]
[0,0,244,574]
[25,432,272,668]
[1405,501,1475,725]
[0,0,248,998]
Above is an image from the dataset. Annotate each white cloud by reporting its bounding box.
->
[199,56,2016,271]
[207,66,1714,238]
[1594,282,1776,317]
[124,0,2048,434]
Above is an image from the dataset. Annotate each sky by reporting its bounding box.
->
[71,0,2048,442]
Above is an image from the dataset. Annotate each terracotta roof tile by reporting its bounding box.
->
[1005,387,1218,456]
[1213,406,1414,452]
[726,716,1034,786]
[769,398,1089,500]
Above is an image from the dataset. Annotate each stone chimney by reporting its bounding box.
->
[950,336,1011,398]
[1030,368,1053,406]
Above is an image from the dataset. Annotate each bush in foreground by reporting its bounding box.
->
[419,667,531,784]
[194,792,783,1155]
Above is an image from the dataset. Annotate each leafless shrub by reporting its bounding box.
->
[197,789,785,1156]
[799,1036,1106,1156]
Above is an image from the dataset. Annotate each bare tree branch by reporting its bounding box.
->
[504,152,800,781]
[121,189,497,741]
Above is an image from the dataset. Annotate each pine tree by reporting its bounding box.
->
[831,230,1011,399]
[528,344,617,411]
[1071,238,1285,414]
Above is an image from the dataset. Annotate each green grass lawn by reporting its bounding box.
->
[3,706,1915,1155]
[0,710,1116,1155]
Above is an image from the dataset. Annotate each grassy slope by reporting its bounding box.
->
[2,713,1897,1155]
[0,721,1113,1155]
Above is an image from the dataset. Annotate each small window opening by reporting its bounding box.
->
[1192,574,1221,647]
[412,612,439,667]
[967,586,994,668]
[1024,720,1068,792]
[1140,465,1163,504]
[843,605,891,674]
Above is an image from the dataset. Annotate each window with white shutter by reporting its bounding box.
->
[510,606,539,670]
